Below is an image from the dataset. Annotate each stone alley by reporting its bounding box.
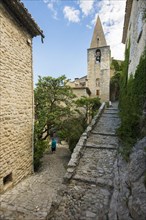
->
[47,102,120,220]
[0,103,120,220]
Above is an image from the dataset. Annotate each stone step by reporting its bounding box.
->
[93,116,120,134]
[103,110,118,115]
[106,108,118,111]
[102,114,119,118]
[73,175,113,188]
[91,131,117,136]
[103,112,118,114]
[74,148,117,184]
[85,143,117,150]
[86,134,119,147]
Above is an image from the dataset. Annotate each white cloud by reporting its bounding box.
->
[47,2,58,19]
[43,0,58,19]
[43,0,49,3]
[92,0,126,60]
[43,0,126,59]
[63,6,80,23]
[86,24,92,29]
[47,2,53,10]
[78,0,95,16]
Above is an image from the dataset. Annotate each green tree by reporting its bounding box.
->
[59,96,101,152]
[58,115,86,152]
[34,75,76,170]
[110,71,121,101]
[35,75,76,140]
[110,59,123,101]
[111,59,123,72]
[75,96,101,124]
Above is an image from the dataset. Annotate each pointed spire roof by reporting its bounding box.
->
[90,16,107,48]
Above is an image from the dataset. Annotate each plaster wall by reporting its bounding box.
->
[126,0,146,76]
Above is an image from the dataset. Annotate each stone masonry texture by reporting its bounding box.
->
[0,3,33,193]
[87,46,110,102]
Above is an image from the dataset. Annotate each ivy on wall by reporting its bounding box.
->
[118,45,146,161]
[110,59,123,101]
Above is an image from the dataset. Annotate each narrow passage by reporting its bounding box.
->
[47,102,120,220]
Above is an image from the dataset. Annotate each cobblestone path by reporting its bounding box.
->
[47,102,120,220]
[0,143,71,220]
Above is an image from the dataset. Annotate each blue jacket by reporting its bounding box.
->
[51,139,56,148]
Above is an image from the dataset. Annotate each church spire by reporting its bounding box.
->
[90,16,107,48]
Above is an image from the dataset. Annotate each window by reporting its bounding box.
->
[96,78,100,87]
[95,49,101,63]
[96,90,100,96]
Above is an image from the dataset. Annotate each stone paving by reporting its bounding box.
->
[47,102,120,220]
[0,143,71,220]
[0,102,120,220]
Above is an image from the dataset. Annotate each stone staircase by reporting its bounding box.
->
[47,102,121,220]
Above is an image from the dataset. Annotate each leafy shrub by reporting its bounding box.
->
[118,47,146,160]
[58,116,86,152]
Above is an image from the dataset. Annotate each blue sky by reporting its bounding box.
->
[21,0,126,85]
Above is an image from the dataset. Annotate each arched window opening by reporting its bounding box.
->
[95,49,101,63]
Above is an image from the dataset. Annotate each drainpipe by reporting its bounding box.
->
[32,90,34,173]
[31,38,34,173]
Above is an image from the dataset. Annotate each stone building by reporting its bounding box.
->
[122,0,146,76]
[87,16,111,101]
[68,16,111,102]
[67,76,91,99]
[0,0,44,193]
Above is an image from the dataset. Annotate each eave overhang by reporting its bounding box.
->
[1,0,45,39]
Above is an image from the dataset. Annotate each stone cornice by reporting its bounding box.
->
[87,45,110,51]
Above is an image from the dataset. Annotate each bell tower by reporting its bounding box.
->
[87,16,111,101]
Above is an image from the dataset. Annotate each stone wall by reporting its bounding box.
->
[0,3,34,193]
[87,46,110,102]
[67,78,89,99]
[72,88,89,99]
[109,137,146,220]
[126,0,146,76]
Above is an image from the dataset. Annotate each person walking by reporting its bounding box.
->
[51,138,57,153]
